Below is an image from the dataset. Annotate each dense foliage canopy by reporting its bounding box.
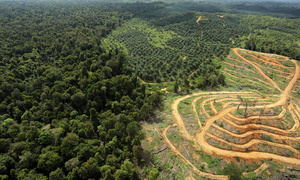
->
[0,1,163,179]
[104,11,236,88]
[242,16,300,60]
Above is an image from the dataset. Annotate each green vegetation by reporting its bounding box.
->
[104,10,234,88]
[243,16,300,60]
[218,162,245,180]
[0,0,300,179]
[0,1,164,179]
[199,151,222,169]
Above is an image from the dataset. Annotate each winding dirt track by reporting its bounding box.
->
[233,48,283,92]
[192,97,203,129]
[163,124,228,180]
[162,48,300,179]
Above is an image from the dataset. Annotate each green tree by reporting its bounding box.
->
[140,103,150,120]
[71,91,87,108]
[90,108,98,123]
[221,162,245,180]
[49,168,66,180]
[16,151,36,170]
[16,169,48,180]
[77,157,101,180]
[7,124,20,139]
[148,167,159,180]
[65,157,79,172]
[38,130,53,145]
[61,133,80,158]
[0,154,14,175]
[174,79,179,93]
[208,74,218,88]
[120,159,138,179]
[37,151,63,174]
[0,139,11,153]
[126,121,141,137]
[184,78,190,92]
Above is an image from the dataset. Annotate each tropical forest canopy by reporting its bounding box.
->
[0,0,299,179]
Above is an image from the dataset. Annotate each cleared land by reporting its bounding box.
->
[143,48,300,179]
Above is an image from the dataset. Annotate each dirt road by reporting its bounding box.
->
[196,16,203,24]
[162,124,228,180]
[233,48,283,92]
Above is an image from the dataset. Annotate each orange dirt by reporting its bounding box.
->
[245,52,293,70]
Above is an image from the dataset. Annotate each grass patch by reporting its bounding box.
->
[234,108,244,116]
[282,60,295,67]
[214,102,222,111]
[199,151,222,169]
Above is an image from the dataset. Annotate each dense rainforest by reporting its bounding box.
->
[0,1,164,179]
[0,0,299,179]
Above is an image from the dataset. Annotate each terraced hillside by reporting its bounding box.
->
[143,48,300,179]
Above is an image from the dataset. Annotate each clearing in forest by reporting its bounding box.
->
[142,48,300,179]
[196,16,203,24]
[196,15,208,24]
